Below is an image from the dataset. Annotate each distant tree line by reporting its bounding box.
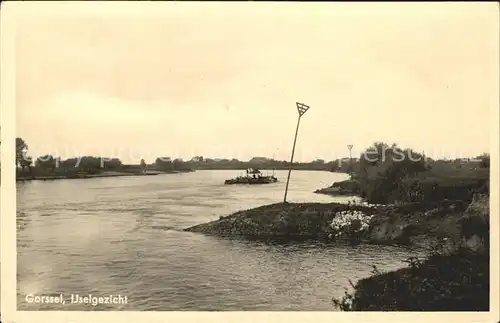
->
[185,156,334,171]
[13,137,341,178]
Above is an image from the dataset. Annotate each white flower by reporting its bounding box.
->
[330,209,373,235]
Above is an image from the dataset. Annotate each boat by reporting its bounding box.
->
[224,168,278,185]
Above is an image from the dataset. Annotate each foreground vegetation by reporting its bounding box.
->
[333,248,489,311]
[332,191,490,311]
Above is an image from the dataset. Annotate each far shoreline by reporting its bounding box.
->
[15,169,195,182]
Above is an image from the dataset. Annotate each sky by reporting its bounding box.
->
[14,2,499,164]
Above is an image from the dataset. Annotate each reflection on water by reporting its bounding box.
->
[17,170,423,310]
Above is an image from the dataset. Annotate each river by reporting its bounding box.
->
[17,170,423,311]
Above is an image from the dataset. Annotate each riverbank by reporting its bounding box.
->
[314,179,360,197]
[315,174,488,205]
[184,199,470,248]
[333,193,490,311]
[16,169,194,182]
[335,248,489,311]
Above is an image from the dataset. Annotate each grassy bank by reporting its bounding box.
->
[334,248,489,311]
[184,198,472,247]
[314,179,361,197]
[185,202,375,241]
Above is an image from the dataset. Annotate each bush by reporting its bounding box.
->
[354,143,489,205]
[333,248,489,311]
[328,210,373,242]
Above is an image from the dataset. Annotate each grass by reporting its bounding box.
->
[333,248,489,311]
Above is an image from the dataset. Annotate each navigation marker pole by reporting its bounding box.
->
[272,150,276,177]
[347,144,353,174]
[283,102,310,203]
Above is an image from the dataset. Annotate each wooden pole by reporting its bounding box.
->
[283,102,309,203]
[283,115,302,203]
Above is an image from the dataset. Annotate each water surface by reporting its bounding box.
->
[17,170,423,310]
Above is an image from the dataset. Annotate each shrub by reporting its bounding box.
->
[333,247,489,311]
[329,210,373,239]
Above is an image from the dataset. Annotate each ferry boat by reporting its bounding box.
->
[224,168,278,185]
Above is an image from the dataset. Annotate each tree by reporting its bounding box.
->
[357,142,428,203]
[16,137,33,174]
[60,157,79,172]
[16,137,27,165]
[155,157,173,171]
[478,153,490,168]
[190,156,204,162]
[140,158,147,174]
[363,142,390,166]
[35,155,57,173]
[78,156,102,174]
[102,158,122,170]
[172,158,184,170]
